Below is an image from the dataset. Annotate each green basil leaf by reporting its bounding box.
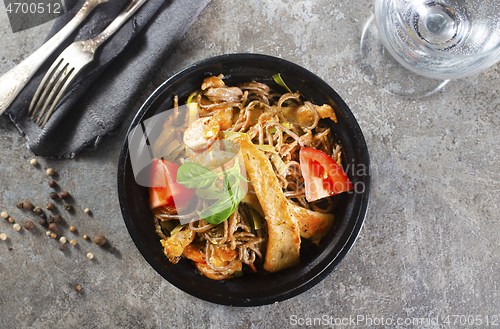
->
[176,162,219,189]
[197,191,235,225]
[195,184,225,200]
[197,183,245,225]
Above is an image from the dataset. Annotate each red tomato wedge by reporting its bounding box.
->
[149,159,195,210]
[299,147,353,202]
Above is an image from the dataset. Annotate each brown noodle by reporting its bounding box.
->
[153,76,341,276]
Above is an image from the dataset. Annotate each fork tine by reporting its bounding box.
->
[39,68,80,128]
[30,63,70,123]
[28,58,64,118]
[34,64,73,125]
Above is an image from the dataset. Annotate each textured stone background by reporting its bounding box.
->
[1,0,499,328]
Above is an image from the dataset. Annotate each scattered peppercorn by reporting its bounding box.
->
[86,253,94,259]
[94,235,106,246]
[46,168,55,176]
[109,246,116,254]
[74,284,82,292]
[59,237,67,243]
[50,233,57,239]
[29,158,38,166]
[59,244,67,251]
[16,202,23,209]
[39,217,47,226]
[84,208,91,214]
[33,207,43,214]
[59,191,69,199]
[83,235,89,240]
[13,223,21,231]
[49,192,59,200]
[63,204,72,211]
[48,180,57,188]
[8,217,14,223]
[46,203,56,211]
[0,233,7,240]
[0,211,8,219]
[39,212,47,220]
[69,239,76,246]
[23,201,33,210]
[48,223,59,233]
[24,221,35,230]
[52,215,62,223]
[69,226,76,233]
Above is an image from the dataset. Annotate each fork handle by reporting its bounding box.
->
[81,0,148,53]
[0,0,107,115]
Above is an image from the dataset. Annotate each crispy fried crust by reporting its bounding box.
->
[236,135,301,273]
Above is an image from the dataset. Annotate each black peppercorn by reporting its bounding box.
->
[16,202,23,209]
[109,246,116,254]
[63,204,72,211]
[46,203,55,211]
[24,221,35,230]
[33,207,43,214]
[59,244,67,251]
[23,201,33,210]
[48,180,57,188]
[48,223,59,233]
[59,191,69,199]
[39,217,47,226]
[49,192,59,200]
[39,213,47,220]
[53,214,62,223]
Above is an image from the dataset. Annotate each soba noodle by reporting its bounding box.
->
[151,74,342,278]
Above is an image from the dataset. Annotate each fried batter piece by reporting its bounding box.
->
[161,228,195,264]
[235,134,301,273]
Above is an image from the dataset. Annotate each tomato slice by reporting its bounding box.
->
[149,159,195,210]
[299,147,353,202]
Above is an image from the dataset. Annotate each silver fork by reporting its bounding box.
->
[28,0,148,128]
[0,0,108,115]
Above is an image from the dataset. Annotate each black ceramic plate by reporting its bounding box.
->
[117,53,370,306]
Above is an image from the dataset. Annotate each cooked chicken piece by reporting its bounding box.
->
[183,116,220,151]
[186,139,239,171]
[235,134,301,273]
[183,244,241,280]
[287,201,335,245]
[213,107,233,130]
[161,228,195,264]
[183,244,206,263]
[316,104,337,123]
[281,103,338,126]
[201,75,226,90]
[281,105,316,126]
[204,87,243,103]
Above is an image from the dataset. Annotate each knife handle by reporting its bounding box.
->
[0,0,108,115]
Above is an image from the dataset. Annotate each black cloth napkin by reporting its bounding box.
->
[5,0,211,157]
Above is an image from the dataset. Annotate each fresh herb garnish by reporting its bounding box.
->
[176,162,220,189]
[272,73,292,93]
[176,160,248,225]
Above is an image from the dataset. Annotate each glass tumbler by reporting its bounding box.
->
[361,0,500,97]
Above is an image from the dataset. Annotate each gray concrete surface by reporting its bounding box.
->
[1,0,500,328]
